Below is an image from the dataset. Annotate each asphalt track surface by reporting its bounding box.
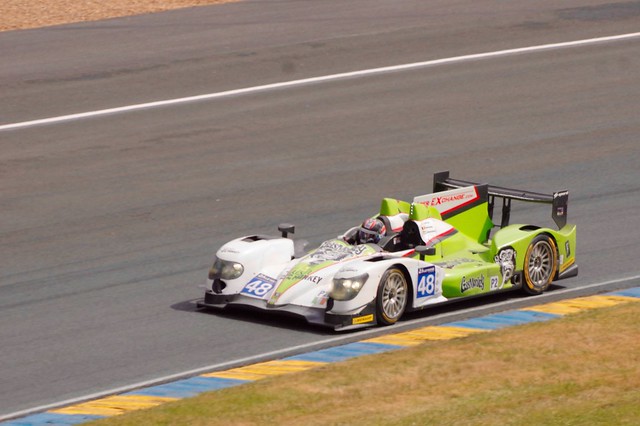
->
[1,0,640,417]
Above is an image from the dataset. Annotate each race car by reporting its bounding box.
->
[198,171,578,331]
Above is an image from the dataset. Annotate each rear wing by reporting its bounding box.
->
[433,171,569,229]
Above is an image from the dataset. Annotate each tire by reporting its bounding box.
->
[376,268,409,325]
[522,234,558,295]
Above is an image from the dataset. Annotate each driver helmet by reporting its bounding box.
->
[358,218,386,244]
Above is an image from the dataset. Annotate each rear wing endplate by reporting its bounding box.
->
[433,171,569,229]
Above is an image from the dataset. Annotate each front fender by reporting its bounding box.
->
[209,236,295,293]
[328,256,445,315]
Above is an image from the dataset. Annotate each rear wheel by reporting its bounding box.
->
[523,235,558,295]
[376,268,408,325]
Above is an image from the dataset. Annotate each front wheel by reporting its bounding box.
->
[522,235,558,295]
[376,268,409,325]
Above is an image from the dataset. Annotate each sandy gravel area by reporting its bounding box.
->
[2,0,237,31]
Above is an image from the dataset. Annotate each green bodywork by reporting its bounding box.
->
[379,194,577,300]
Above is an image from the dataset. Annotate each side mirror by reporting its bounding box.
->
[415,245,436,261]
[278,223,295,239]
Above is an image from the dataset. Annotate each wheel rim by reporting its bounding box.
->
[527,240,554,287]
[381,271,407,320]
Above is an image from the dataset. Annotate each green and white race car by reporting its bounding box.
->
[198,171,578,331]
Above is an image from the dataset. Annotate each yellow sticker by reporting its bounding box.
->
[352,314,374,325]
[559,257,575,273]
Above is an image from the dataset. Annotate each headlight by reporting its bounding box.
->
[209,257,244,280]
[330,273,369,301]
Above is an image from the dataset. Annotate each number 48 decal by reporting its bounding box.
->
[241,274,276,299]
[417,266,436,298]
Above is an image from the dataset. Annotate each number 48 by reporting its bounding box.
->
[417,269,436,298]
[244,280,273,296]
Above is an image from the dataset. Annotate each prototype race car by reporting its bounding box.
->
[198,171,578,331]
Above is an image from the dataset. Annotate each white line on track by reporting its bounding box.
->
[2,31,640,132]
[2,274,639,421]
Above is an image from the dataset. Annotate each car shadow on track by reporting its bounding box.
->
[170,298,334,335]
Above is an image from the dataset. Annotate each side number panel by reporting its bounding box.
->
[241,274,276,299]
[417,266,437,298]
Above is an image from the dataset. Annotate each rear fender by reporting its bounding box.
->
[551,224,577,278]
[492,224,577,278]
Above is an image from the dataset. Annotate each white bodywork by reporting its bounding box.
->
[204,235,447,328]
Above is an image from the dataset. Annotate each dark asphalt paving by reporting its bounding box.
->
[1,0,640,416]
